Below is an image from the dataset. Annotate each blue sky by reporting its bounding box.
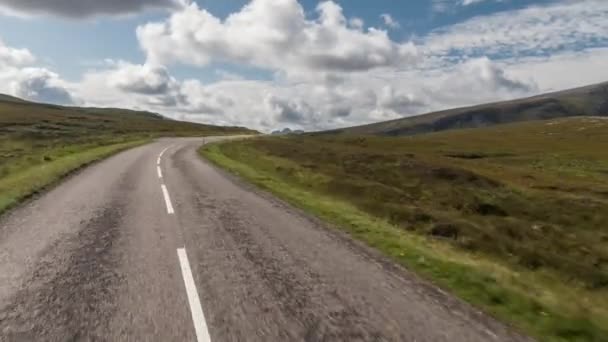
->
[0,0,606,131]
[0,0,556,81]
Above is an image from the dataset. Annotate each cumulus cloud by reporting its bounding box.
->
[265,95,311,124]
[0,38,74,105]
[75,46,608,133]
[445,57,536,94]
[378,86,426,114]
[4,0,606,133]
[0,39,35,67]
[348,17,364,30]
[78,61,245,119]
[136,0,417,74]
[82,62,182,109]
[108,62,176,95]
[9,68,73,105]
[0,0,183,18]
[423,57,538,108]
[505,48,608,92]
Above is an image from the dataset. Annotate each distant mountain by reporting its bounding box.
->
[324,81,608,136]
[271,128,305,135]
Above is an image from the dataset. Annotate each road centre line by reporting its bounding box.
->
[161,184,175,214]
[158,146,170,165]
[177,248,212,342]
[159,146,170,158]
[160,144,209,340]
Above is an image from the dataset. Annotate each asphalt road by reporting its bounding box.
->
[0,137,531,341]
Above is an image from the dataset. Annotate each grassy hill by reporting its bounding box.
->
[203,117,608,341]
[0,95,253,137]
[328,81,608,136]
[0,94,256,213]
[0,94,29,104]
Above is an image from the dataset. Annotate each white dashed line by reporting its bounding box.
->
[159,145,208,339]
[177,248,211,342]
[159,146,170,158]
[157,145,209,339]
[157,147,169,165]
[161,184,175,214]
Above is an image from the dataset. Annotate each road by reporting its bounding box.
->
[0,137,530,341]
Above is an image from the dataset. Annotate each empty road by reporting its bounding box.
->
[0,137,529,341]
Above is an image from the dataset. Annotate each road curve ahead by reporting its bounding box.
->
[0,137,530,342]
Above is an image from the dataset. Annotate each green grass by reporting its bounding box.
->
[201,117,608,342]
[0,138,148,214]
[0,94,256,214]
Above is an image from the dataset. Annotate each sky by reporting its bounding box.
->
[0,0,607,132]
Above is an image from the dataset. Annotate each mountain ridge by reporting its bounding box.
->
[324,81,608,136]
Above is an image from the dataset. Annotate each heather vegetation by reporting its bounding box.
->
[203,117,608,341]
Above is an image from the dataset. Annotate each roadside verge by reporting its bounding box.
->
[0,139,149,215]
[200,140,607,342]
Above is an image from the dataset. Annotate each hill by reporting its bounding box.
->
[203,117,608,341]
[0,94,256,214]
[0,94,29,104]
[328,81,608,136]
[0,94,255,137]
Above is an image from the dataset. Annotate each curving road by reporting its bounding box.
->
[0,137,530,341]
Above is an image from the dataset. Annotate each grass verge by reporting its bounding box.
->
[0,138,148,215]
[200,127,608,342]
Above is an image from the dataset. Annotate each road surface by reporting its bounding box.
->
[0,137,530,341]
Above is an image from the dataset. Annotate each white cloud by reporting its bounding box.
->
[9,68,73,105]
[378,85,425,114]
[424,0,608,58]
[67,0,607,132]
[0,38,73,105]
[380,14,400,29]
[348,17,364,30]
[505,48,608,92]
[419,57,538,109]
[0,0,183,18]
[72,46,608,133]
[136,0,417,74]
[4,0,608,133]
[0,39,35,67]
[74,53,545,132]
[77,62,242,121]
[108,62,177,95]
